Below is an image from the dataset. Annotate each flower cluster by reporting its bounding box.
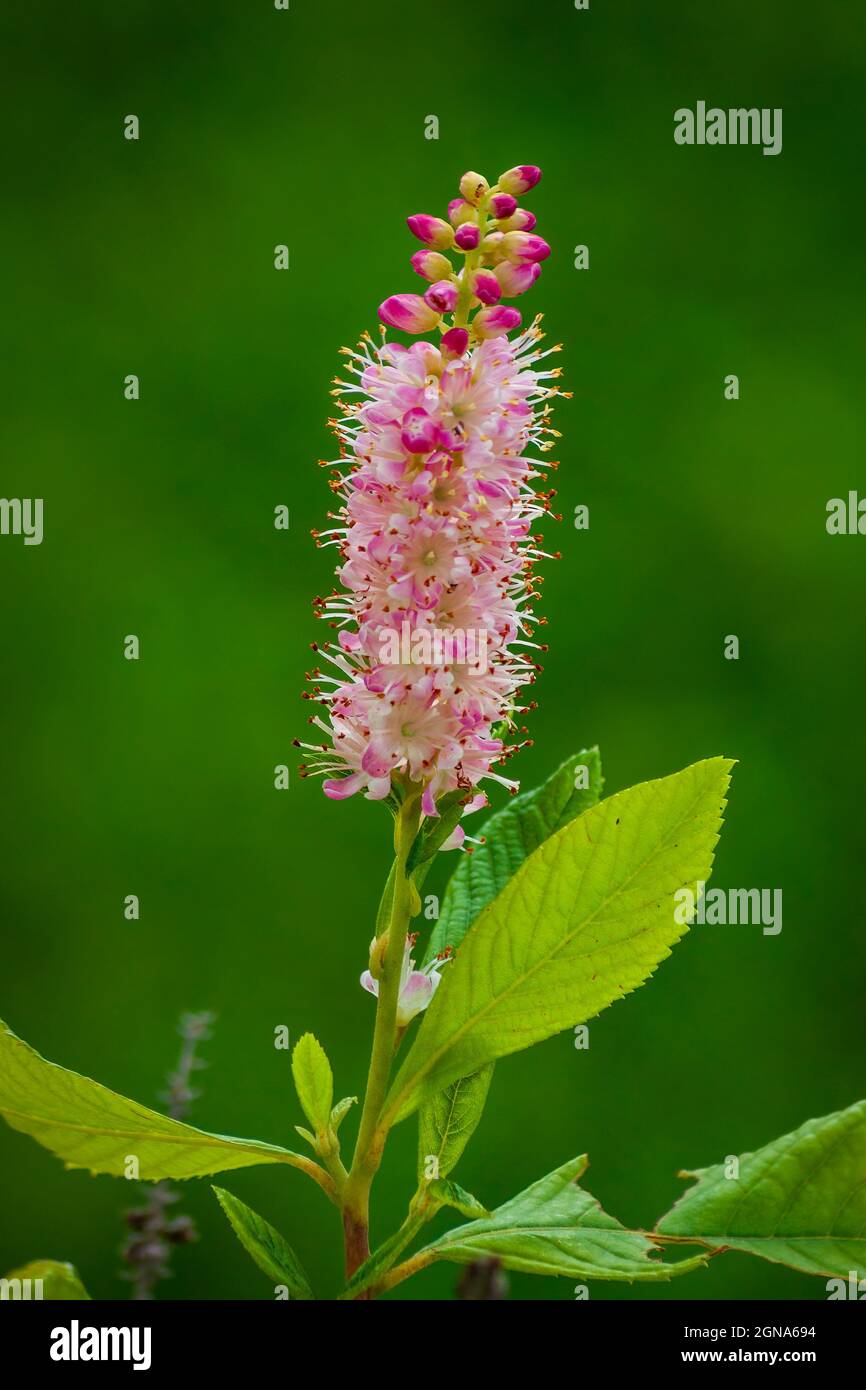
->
[298,164,566,837]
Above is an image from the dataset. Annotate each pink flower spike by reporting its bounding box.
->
[407,214,454,250]
[494,260,542,296]
[473,305,522,338]
[424,279,458,313]
[490,192,518,219]
[411,249,453,282]
[401,406,439,453]
[378,294,442,333]
[454,223,480,251]
[440,326,469,358]
[498,164,542,195]
[473,270,502,305]
[303,162,561,810]
[501,231,551,264]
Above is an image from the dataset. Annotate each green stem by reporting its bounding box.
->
[342,788,423,1277]
[453,191,492,329]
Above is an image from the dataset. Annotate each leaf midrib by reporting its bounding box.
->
[0,1104,293,1156]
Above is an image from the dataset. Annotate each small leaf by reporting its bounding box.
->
[426,748,604,963]
[656,1099,866,1279]
[294,1125,317,1148]
[418,1067,493,1180]
[420,1156,706,1282]
[0,1018,328,1187]
[213,1187,313,1299]
[428,1177,489,1219]
[291,1034,334,1136]
[1,1260,90,1300]
[330,1096,357,1131]
[387,759,733,1123]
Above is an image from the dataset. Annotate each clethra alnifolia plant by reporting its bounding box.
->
[2,166,864,1304]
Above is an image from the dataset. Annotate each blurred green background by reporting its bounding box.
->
[1,0,864,1301]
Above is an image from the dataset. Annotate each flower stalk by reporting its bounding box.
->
[342,787,423,1276]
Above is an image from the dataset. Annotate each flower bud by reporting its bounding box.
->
[459,170,489,205]
[407,214,454,250]
[497,165,542,196]
[401,406,439,453]
[472,269,501,305]
[490,192,518,219]
[480,229,505,258]
[424,279,458,313]
[378,294,442,333]
[473,305,522,338]
[498,208,537,233]
[411,249,453,282]
[447,198,475,227]
[501,231,551,264]
[494,261,542,296]
[454,223,480,251]
[440,326,469,358]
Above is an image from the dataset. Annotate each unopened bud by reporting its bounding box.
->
[473,305,522,338]
[501,231,551,264]
[490,192,518,219]
[379,294,442,333]
[459,170,489,205]
[424,279,458,313]
[455,223,480,251]
[494,261,542,296]
[407,214,454,250]
[497,164,542,196]
[448,198,476,227]
[440,326,469,358]
[498,208,537,233]
[472,270,502,305]
[411,249,453,282]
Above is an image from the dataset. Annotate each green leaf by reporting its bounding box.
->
[291,1034,333,1136]
[656,1099,866,1279]
[0,1018,330,1188]
[428,1177,489,1219]
[213,1187,313,1299]
[386,758,732,1123]
[416,755,602,1177]
[330,1096,357,1131]
[1,1260,90,1300]
[425,749,604,963]
[420,1156,706,1282]
[418,1066,493,1180]
[417,753,603,1175]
